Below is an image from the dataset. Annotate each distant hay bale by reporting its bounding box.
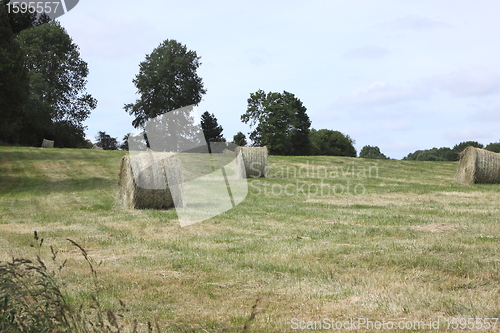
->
[455,146,500,184]
[235,146,268,178]
[41,139,54,148]
[92,145,103,150]
[119,152,185,209]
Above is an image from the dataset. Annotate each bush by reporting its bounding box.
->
[359,145,388,159]
[309,129,356,157]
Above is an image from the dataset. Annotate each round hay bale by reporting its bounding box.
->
[455,146,500,184]
[119,152,185,209]
[41,139,54,148]
[235,146,268,178]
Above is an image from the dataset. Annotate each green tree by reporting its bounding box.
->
[1,0,51,35]
[485,142,500,153]
[0,4,29,144]
[124,39,206,128]
[120,133,130,151]
[447,141,484,161]
[309,129,356,157]
[200,111,225,153]
[95,131,119,150]
[404,147,453,161]
[359,145,388,159]
[16,21,96,147]
[241,89,311,155]
[233,132,247,147]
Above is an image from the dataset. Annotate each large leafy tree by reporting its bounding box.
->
[0,4,29,144]
[200,111,225,153]
[309,129,356,157]
[124,39,206,129]
[18,22,96,144]
[0,3,94,147]
[241,89,311,155]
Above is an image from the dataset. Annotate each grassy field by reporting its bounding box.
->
[1,146,500,332]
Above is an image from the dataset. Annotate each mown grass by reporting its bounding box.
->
[1,146,500,332]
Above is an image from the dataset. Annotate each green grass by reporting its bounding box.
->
[1,146,500,332]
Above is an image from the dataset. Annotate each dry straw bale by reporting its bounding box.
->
[455,146,500,184]
[235,146,268,178]
[92,145,103,150]
[119,152,185,209]
[41,139,54,148]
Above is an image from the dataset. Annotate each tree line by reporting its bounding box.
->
[2,13,490,160]
[0,2,96,147]
[404,141,500,161]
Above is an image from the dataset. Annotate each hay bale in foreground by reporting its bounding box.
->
[41,139,54,148]
[235,146,268,178]
[119,152,184,209]
[455,146,500,184]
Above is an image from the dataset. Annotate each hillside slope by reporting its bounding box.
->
[1,146,500,331]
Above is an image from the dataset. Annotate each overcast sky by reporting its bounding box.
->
[58,0,500,159]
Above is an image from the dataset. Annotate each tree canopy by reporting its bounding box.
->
[16,21,96,147]
[0,4,29,144]
[124,39,206,129]
[233,132,247,147]
[309,129,356,157]
[95,131,119,150]
[485,142,500,153]
[404,147,453,161]
[0,5,96,147]
[241,89,311,155]
[359,145,388,159]
[404,141,485,161]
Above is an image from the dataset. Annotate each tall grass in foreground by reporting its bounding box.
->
[0,232,153,332]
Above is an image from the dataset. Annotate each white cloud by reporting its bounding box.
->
[381,119,412,131]
[383,14,453,31]
[470,106,500,122]
[427,68,500,97]
[444,126,496,141]
[342,45,391,60]
[337,81,427,107]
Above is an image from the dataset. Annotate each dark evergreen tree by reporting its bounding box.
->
[95,131,119,150]
[120,133,130,151]
[200,111,225,153]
